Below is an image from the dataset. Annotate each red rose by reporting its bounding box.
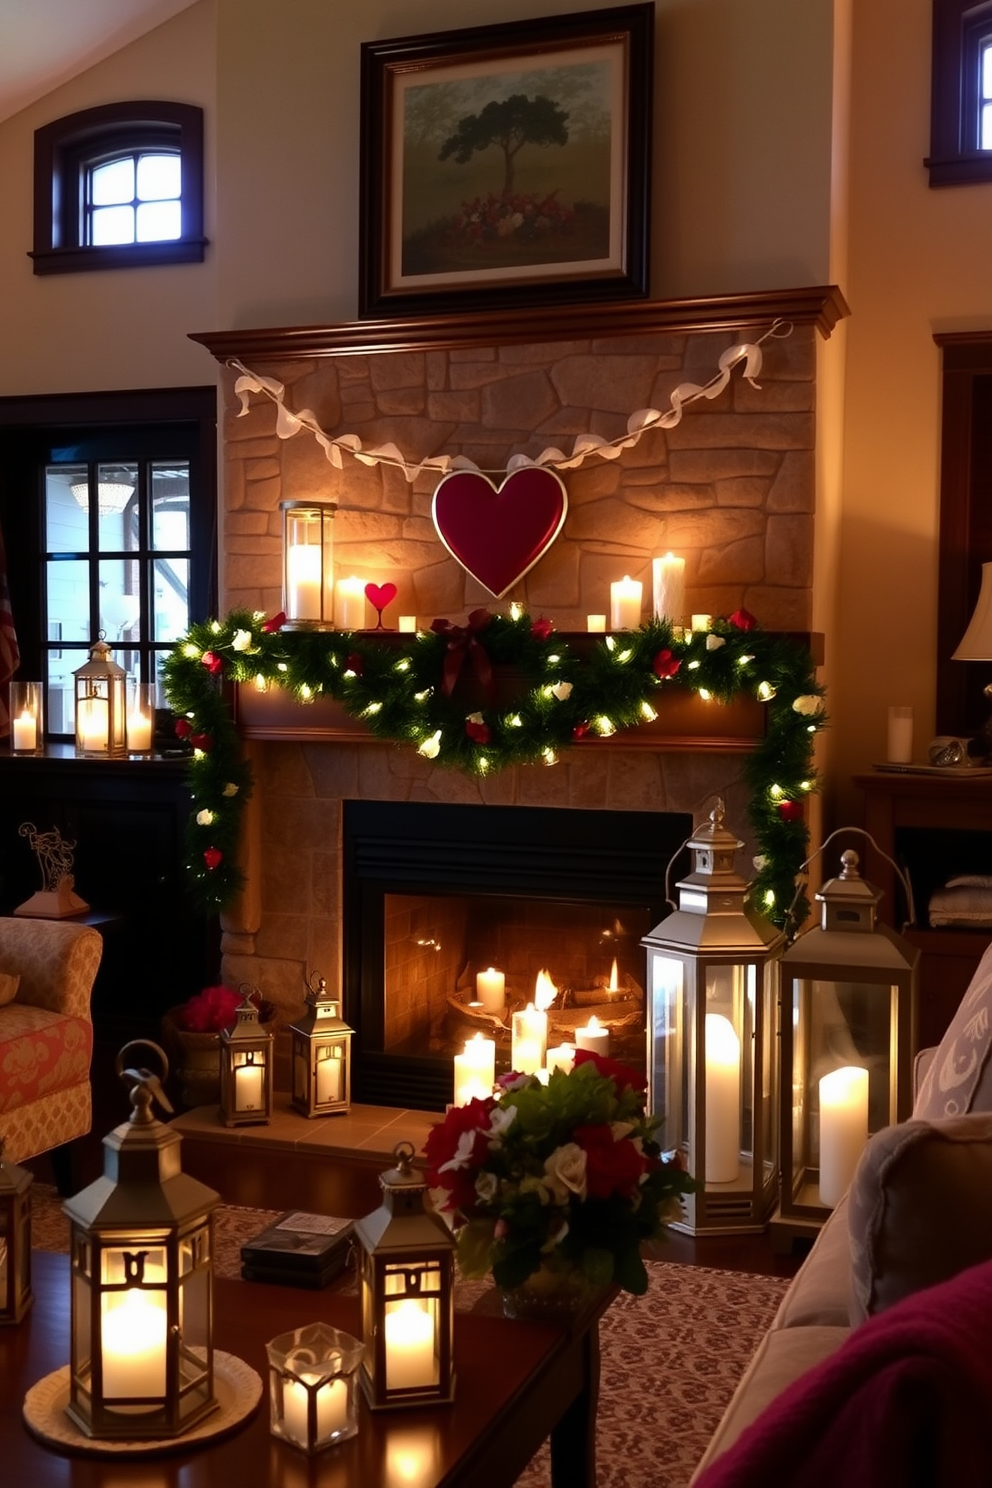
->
[777,799,804,823]
[203,846,223,870]
[530,616,554,640]
[190,732,214,753]
[572,721,590,740]
[179,984,241,1032]
[175,718,192,739]
[574,1123,649,1199]
[465,717,491,744]
[202,651,223,674]
[728,608,757,632]
[652,648,681,680]
[262,611,286,633]
[573,1047,647,1094]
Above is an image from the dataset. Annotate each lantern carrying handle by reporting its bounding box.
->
[305,968,327,996]
[785,826,917,934]
[115,1038,174,1123]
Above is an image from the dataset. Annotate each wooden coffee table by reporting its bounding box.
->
[2,1253,611,1487]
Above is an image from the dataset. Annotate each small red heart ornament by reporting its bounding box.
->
[432,467,568,598]
[365,582,397,611]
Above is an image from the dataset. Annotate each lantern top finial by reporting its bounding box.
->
[115,1039,173,1125]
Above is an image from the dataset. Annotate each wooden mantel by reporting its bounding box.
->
[190,284,849,362]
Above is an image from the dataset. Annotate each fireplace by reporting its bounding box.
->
[342,800,692,1110]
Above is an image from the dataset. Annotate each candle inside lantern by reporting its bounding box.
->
[818,1065,869,1208]
[546,1043,575,1075]
[287,542,322,621]
[101,1286,168,1401]
[12,710,36,752]
[77,695,108,752]
[475,967,505,1013]
[575,1015,610,1057]
[652,552,686,621]
[315,1049,343,1104]
[610,576,643,630]
[335,576,366,630]
[586,614,607,633]
[511,1002,547,1075]
[235,1060,264,1112]
[384,1299,436,1391]
[453,1032,496,1106]
[283,1371,349,1448]
[704,1013,741,1182]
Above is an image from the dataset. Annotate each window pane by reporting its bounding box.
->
[135,201,181,242]
[983,43,992,101]
[91,157,134,205]
[95,463,138,551]
[151,462,190,549]
[153,557,190,642]
[136,153,180,201]
[99,559,141,658]
[92,205,135,244]
[984,101,992,150]
[46,559,91,642]
[45,465,90,551]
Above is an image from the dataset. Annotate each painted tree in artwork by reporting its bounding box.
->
[438,94,569,198]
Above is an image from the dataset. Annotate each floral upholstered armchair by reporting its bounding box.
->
[0,916,101,1168]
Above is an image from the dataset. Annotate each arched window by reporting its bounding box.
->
[31,102,207,274]
[927,0,992,185]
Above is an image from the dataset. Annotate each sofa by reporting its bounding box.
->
[0,915,101,1168]
[691,937,992,1485]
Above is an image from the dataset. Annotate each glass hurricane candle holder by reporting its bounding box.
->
[9,681,43,756]
[125,679,156,755]
[267,1322,363,1453]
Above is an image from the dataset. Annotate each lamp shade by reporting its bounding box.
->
[953,562,992,659]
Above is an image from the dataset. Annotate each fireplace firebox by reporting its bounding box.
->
[342,801,692,1110]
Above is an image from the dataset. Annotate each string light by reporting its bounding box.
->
[362,701,382,716]
[507,714,523,728]
[394,657,412,672]
[596,716,617,737]
[542,747,558,766]
[769,784,784,799]
[253,674,268,693]
[298,683,312,700]
[757,681,777,701]
[640,701,658,721]
[698,688,712,701]
[418,730,442,759]
[687,659,700,670]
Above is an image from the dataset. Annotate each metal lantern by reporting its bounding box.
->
[281,500,336,630]
[219,987,274,1127]
[773,844,918,1247]
[642,802,785,1235]
[290,969,354,1118]
[73,635,127,757]
[354,1141,455,1411]
[62,1041,219,1440]
[0,1139,33,1325]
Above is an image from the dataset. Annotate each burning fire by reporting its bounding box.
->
[609,958,618,994]
[534,969,558,1011]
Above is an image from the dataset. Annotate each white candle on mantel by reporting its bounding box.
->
[610,576,643,630]
[283,1371,350,1448]
[101,1287,168,1401]
[652,553,686,622]
[235,1061,264,1112]
[575,1015,610,1057]
[335,575,366,630]
[315,1050,344,1104]
[818,1065,869,1208]
[12,710,36,752]
[287,542,322,621]
[385,1299,436,1391]
[512,1002,547,1075]
[398,615,417,633]
[586,614,607,633]
[704,1013,741,1182]
[691,613,712,633]
[546,1043,575,1075]
[126,709,153,752]
[453,1032,496,1106]
[476,967,505,1014]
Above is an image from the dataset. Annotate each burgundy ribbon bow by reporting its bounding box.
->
[431,609,494,699]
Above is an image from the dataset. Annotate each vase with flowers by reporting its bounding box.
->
[424,1049,698,1318]
[160,983,275,1107]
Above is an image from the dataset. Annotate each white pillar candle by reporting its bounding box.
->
[586,614,607,633]
[335,576,366,629]
[453,1032,496,1106]
[546,1043,575,1075]
[286,543,322,621]
[12,711,36,752]
[315,1050,343,1104]
[475,967,505,1013]
[704,1013,741,1182]
[610,576,643,630]
[101,1288,168,1400]
[887,706,913,764]
[126,709,153,752]
[652,553,686,621]
[384,1300,435,1391]
[282,1372,349,1448]
[511,1003,547,1074]
[398,615,417,632]
[235,1061,264,1112]
[691,613,712,633]
[77,696,108,751]
[818,1065,869,1208]
[575,1015,610,1057]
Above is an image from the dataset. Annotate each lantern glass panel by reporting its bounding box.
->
[382,1264,442,1393]
[232,1050,266,1114]
[99,1244,169,1403]
[0,1232,6,1300]
[648,953,685,1147]
[315,1045,345,1104]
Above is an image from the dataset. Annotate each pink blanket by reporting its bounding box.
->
[694,1258,992,1488]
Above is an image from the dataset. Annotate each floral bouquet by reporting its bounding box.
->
[424,1049,697,1297]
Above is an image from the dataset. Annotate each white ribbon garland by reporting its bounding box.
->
[228,318,792,483]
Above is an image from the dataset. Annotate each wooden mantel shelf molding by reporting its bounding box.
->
[190,285,849,362]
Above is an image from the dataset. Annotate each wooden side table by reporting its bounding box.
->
[854,771,992,1049]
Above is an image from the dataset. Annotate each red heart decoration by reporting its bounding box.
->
[432,467,568,598]
[365,582,397,611]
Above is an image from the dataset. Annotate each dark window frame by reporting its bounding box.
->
[927,0,992,185]
[31,101,207,275]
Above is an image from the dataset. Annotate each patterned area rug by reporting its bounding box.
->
[31,1186,788,1487]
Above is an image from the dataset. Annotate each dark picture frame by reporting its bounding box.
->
[358,5,653,319]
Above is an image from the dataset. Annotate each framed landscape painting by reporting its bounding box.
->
[358,5,653,318]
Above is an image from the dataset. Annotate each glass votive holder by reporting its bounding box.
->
[268,1323,363,1454]
[10,681,43,755]
[125,679,156,755]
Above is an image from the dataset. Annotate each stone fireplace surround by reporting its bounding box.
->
[192,288,841,1094]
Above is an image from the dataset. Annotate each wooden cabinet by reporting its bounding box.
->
[854,771,992,1049]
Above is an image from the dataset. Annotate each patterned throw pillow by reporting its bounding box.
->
[912,937,992,1118]
[0,972,19,1006]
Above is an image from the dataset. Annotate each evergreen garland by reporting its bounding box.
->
[163,608,825,927]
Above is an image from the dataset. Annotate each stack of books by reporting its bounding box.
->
[240,1209,356,1288]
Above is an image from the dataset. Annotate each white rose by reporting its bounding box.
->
[792,694,823,716]
[488,1106,518,1139]
[475,1171,499,1203]
[196,809,215,826]
[232,628,253,652]
[551,681,573,700]
[222,782,239,798]
[705,634,726,651]
[543,1143,588,1204]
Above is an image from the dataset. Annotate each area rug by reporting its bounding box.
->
[31,1186,787,1487]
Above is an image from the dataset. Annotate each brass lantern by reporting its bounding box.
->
[73,635,127,757]
[773,842,918,1247]
[62,1041,219,1440]
[0,1139,33,1325]
[219,987,274,1127]
[642,802,785,1235]
[290,969,354,1118]
[281,500,336,630]
[354,1142,455,1411]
